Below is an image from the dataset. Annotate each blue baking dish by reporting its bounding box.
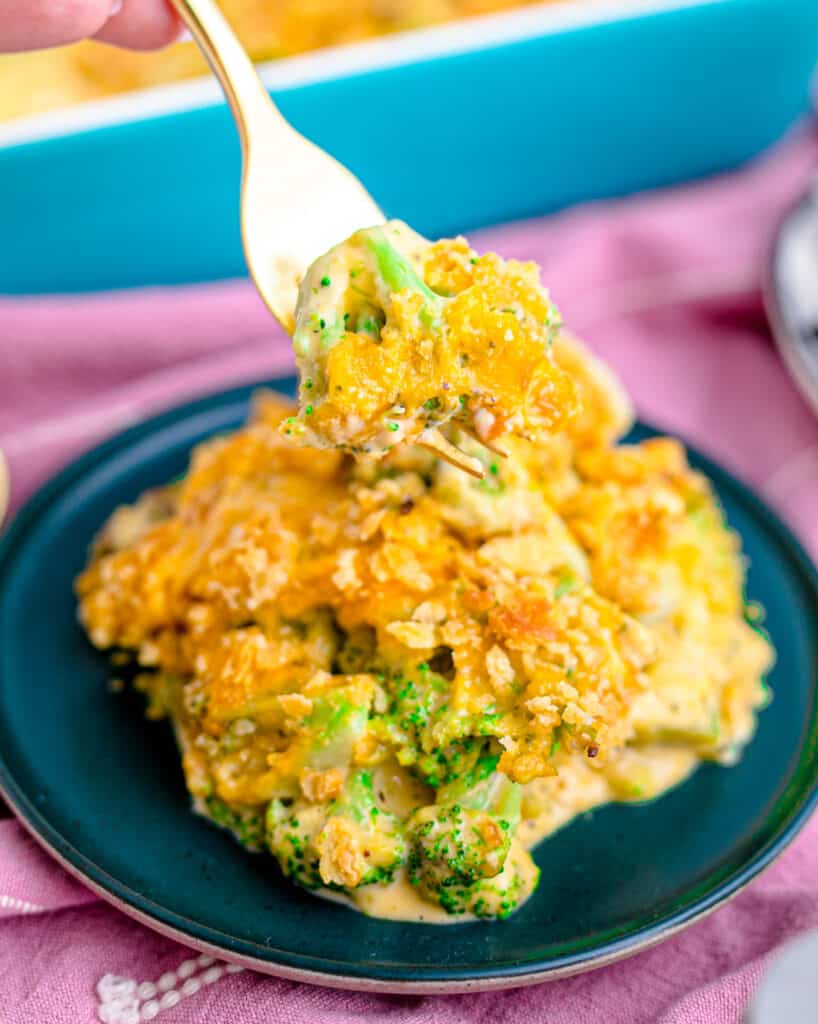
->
[0,0,817,295]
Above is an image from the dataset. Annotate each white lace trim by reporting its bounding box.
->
[96,954,243,1023]
[0,893,45,914]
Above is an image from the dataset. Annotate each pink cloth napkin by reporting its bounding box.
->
[2,123,818,1024]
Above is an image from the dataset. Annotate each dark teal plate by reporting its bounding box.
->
[1,380,817,993]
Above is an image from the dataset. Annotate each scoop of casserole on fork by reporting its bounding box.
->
[286,221,578,477]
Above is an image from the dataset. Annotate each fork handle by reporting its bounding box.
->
[168,0,281,152]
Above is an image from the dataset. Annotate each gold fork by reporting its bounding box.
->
[169,0,485,478]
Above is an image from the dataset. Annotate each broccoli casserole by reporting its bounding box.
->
[76,233,773,922]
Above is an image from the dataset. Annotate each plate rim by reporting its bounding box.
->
[1,378,817,993]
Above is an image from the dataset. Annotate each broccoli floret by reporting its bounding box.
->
[192,685,371,852]
[266,768,405,892]
[374,660,507,788]
[409,770,520,883]
[266,681,405,891]
[408,803,511,885]
[407,771,537,918]
[265,679,373,794]
[373,663,448,777]
[265,799,328,889]
[203,796,265,850]
[434,844,538,919]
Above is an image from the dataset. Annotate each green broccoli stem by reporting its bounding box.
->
[303,689,369,774]
[364,229,440,306]
[437,769,523,832]
[330,767,378,824]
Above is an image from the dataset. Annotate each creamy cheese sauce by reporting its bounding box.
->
[336,869,466,924]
